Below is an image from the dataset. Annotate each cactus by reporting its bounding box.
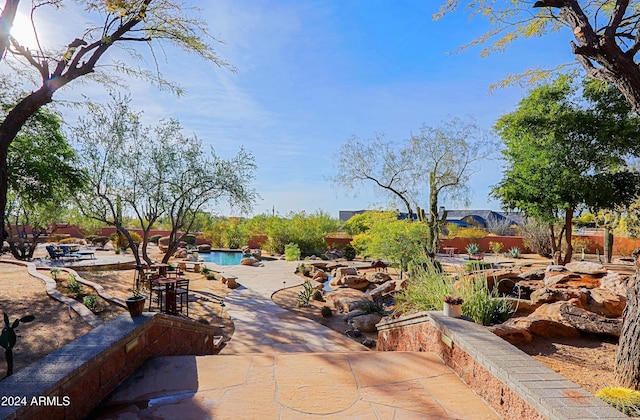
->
[595,387,640,416]
[416,205,427,223]
[0,312,35,377]
[296,280,314,306]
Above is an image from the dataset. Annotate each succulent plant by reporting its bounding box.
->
[596,387,640,416]
[0,312,35,377]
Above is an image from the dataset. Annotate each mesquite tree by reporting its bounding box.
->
[0,0,230,239]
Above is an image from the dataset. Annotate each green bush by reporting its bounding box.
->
[296,263,310,276]
[83,296,97,311]
[183,233,197,245]
[457,277,513,325]
[284,243,301,261]
[395,261,454,314]
[109,231,142,249]
[464,261,492,272]
[342,244,356,261]
[65,274,83,298]
[149,234,163,244]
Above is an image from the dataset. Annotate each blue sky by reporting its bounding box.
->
[12,1,578,218]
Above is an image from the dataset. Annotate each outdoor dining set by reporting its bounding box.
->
[134,263,190,317]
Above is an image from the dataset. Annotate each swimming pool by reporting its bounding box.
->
[199,250,244,266]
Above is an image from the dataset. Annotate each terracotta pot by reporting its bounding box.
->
[126,297,146,317]
[443,302,462,318]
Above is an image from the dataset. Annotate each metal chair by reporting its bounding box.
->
[148,278,166,312]
[174,278,190,316]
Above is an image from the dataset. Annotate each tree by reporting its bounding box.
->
[408,119,492,253]
[0,0,231,240]
[333,134,417,220]
[72,95,257,266]
[333,119,491,253]
[436,1,640,114]
[492,76,640,264]
[0,0,20,61]
[5,105,84,259]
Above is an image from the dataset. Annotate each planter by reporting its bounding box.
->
[443,302,462,318]
[125,297,146,317]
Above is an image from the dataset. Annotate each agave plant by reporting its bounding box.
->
[505,247,521,258]
[465,243,480,255]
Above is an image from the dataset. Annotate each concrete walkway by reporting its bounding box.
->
[95,259,501,419]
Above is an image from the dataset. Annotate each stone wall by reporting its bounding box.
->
[0,313,219,420]
[377,312,626,420]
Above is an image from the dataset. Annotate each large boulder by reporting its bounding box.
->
[503,317,581,339]
[485,269,521,294]
[585,288,626,318]
[368,272,392,284]
[530,301,622,337]
[530,287,588,306]
[513,280,545,300]
[326,288,371,313]
[505,298,542,317]
[518,267,547,281]
[369,280,397,300]
[197,244,211,253]
[312,270,328,282]
[565,261,608,276]
[342,275,370,291]
[600,271,633,296]
[240,257,260,266]
[349,314,383,333]
[333,267,358,279]
[488,324,533,345]
[544,272,580,287]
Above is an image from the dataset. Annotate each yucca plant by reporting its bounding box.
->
[595,387,640,416]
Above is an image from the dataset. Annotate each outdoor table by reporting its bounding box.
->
[443,247,457,257]
[77,250,96,259]
[155,277,178,314]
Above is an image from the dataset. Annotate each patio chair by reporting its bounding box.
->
[46,245,65,260]
[175,278,190,317]
[148,278,166,312]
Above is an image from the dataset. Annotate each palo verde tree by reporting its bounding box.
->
[492,76,640,265]
[436,1,640,114]
[332,134,417,220]
[408,119,492,253]
[0,0,231,240]
[333,119,491,254]
[5,103,84,259]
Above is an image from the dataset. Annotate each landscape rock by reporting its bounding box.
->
[530,301,622,337]
[554,276,600,289]
[530,287,588,306]
[518,267,547,281]
[544,272,580,287]
[485,269,521,294]
[240,257,259,266]
[369,280,396,300]
[564,261,608,276]
[343,310,366,322]
[505,298,542,317]
[368,272,392,284]
[513,280,545,299]
[503,317,581,339]
[586,288,626,318]
[488,324,533,345]
[197,244,211,253]
[600,271,633,296]
[342,275,370,291]
[349,313,383,333]
[333,267,358,279]
[546,265,568,273]
[326,288,371,313]
[312,270,328,281]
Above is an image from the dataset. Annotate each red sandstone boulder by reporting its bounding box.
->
[530,301,622,337]
[599,271,633,296]
[564,261,607,276]
[367,272,392,284]
[326,288,371,313]
[505,298,542,317]
[503,317,580,338]
[530,287,588,306]
[349,313,383,333]
[518,267,547,281]
[369,280,396,300]
[585,288,626,318]
[544,272,580,287]
[554,276,600,289]
[488,324,533,344]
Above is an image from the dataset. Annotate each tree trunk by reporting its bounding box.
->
[0,0,20,62]
[563,208,574,264]
[615,248,640,389]
[604,228,614,264]
[428,183,439,254]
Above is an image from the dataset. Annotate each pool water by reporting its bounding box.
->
[199,251,244,266]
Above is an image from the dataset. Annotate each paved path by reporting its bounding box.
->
[95,259,501,419]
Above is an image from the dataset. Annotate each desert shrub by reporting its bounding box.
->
[342,244,356,261]
[83,296,97,311]
[464,261,492,272]
[446,223,460,238]
[49,268,61,280]
[110,231,142,249]
[284,243,301,261]
[486,217,513,236]
[296,263,311,276]
[488,241,503,255]
[595,387,640,416]
[517,218,552,257]
[395,261,455,314]
[65,274,83,298]
[357,300,385,316]
[456,226,487,239]
[149,234,163,244]
[182,233,197,246]
[457,276,513,325]
[296,280,314,306]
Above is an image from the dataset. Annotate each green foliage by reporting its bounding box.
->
[464,261,492,272]
[49,268,61,280]
[110,231,142,250]
[83,296,97,312]
[149,234,162,244]
[395,261,455,314]
[457,277,513,326]
[296,280,314,306]
[446,223,460,238]
[342,244,356,261]
[505,247,521,258]
[595,387,640,416]
[182,233,197,246]
[199,265,211,275]
[456,226,487,238]
[0,312,35,377]
[284,243,301,261]
[357,300,386,316]
[65,274,83,298]
[488,241,503,255]
[465,243,480,255]
[296,263,311,276]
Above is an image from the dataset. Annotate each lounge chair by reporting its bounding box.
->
[46,245,65,260]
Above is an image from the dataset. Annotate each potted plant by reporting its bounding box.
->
[443,295,464,318]
[125,289,146,317]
